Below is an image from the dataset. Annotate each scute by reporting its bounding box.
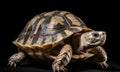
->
[13,10,91,52]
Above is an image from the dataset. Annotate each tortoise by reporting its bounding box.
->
[8,10,108,72]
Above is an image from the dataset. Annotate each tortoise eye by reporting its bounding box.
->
[92,33,99,37]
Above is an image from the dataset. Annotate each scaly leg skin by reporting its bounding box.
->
[8,52,25,68]
[90,46,109,69]
[52,44,72,72]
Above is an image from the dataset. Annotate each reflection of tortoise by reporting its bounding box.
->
[8,11,108,72]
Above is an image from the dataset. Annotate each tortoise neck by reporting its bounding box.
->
[71,33,83,54]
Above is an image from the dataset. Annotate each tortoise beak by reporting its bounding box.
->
[100,31,106,45]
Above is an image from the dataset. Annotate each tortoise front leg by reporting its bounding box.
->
[52,44,72,72]
[90,46,109,69]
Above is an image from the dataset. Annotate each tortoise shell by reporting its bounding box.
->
[13,11,92,52]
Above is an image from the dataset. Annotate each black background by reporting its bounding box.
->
[0,0,120,72]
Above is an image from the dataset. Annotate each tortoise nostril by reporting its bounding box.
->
[100,32,106,35]
[102,32,104,35]
[102,32,106,35]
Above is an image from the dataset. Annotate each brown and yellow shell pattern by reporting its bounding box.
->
[13,11,90,52]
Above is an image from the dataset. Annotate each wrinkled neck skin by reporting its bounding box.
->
[72,33,95,54]
[72,33,83,54]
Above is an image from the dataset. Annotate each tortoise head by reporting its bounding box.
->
[80,31,106,48]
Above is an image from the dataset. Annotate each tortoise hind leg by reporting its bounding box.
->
[52,44,72,72]
[8,51,25,68]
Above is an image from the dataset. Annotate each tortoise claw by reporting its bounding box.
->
[97,61,109,69]
[8,60,17,68]
[13,63,17,68]
[52,61,67,72]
